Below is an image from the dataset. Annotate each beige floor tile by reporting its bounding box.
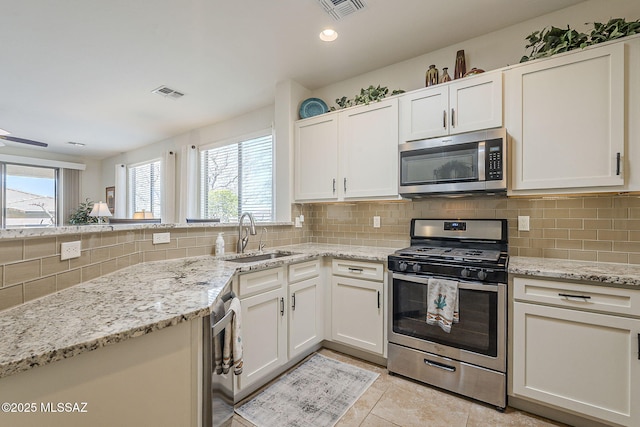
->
[230,413,255,426]
[371,382,471,427]
[466,403,569,427]
[335,381,386,427]
[360,413,401,427]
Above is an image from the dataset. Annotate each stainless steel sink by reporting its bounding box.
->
[226,251,299,263]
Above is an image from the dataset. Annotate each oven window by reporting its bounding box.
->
[393,277,497,357]
[400,143,478,185]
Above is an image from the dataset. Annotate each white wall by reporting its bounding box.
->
[100,104,275,220]
[310,0,640,108]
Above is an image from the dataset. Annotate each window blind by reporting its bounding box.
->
[128,160,161,218]
[200,134,273,223]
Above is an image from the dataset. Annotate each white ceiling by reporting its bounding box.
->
[0,0,584,159]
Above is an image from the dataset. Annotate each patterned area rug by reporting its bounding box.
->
[235,353,379,427]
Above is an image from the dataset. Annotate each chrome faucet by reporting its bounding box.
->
[258,227,268,253]
[237,212,257,253]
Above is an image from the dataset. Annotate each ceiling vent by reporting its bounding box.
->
[151,85,185,100]
[316,0,366,21]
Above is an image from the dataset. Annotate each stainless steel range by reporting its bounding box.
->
[387,218,508,410]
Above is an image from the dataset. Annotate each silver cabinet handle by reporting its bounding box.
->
[377,291,380,309]
[559,293,591,302]
[344,177,347,193]
[451,108,455,127]
[292,293,296,311]
[443,110,446,128]
[348,267,363,274]
[332,178,336,194]
[616,152,621,176]
[280,297,284,316]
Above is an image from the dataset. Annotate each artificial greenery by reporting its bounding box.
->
[332,85,405,110]
[520,18,640,63]
[68,198,99,224]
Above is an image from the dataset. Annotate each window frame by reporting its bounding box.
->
[127,158,162,219]
[199,129,275,224]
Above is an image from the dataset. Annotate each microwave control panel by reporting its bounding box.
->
[486,138,503,180]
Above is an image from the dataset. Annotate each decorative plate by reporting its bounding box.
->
[299,98,329,119]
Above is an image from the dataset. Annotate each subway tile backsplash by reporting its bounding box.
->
[1,194,639,310]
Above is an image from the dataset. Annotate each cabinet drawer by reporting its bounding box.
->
[288,259,320,284]
[513,276,640,318]
[332,259,383,281]
[238,267,285,298]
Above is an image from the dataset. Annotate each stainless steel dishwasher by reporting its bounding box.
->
[202,291,235,427]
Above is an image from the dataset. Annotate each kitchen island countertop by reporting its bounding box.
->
[0,243,396,380]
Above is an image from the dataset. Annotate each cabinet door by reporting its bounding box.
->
[331,275,384,355]
[339,99,399,199]
[449,71,502,134]
[506,43,624,192]
[294,113,339,201]
[289,276,323,358]
[513,301,640,427]
[399,85,449,141]
[239,286,287,390]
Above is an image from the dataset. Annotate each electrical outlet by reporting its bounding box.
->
[153,232,171,244]
[373,216,381,228]
[518,215,530,232]
[295,217,302,228]
[60,241,81,260]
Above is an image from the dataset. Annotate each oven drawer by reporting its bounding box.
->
[388,343,506,409]
[332,259,383,281]
[513,277,640,317]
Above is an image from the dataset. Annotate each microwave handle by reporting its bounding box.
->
[478,141,486,181]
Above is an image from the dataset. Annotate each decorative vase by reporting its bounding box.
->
[454,50,466,79]
[440,67,451,83]
[425,64,439,87]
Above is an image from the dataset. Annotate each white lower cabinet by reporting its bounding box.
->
[288,259,323,359]
[331,259,385,356]
[237,268,287,390]
[512,277,640,427]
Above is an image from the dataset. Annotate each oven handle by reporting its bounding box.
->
[392,272,500,292]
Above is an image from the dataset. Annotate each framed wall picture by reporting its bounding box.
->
[106,186,115,214]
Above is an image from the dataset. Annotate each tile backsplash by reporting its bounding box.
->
[1,194,638,311]
[305,194,640,264]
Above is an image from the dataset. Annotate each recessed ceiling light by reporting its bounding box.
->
[67,141,86,147]
[319,29,338,42]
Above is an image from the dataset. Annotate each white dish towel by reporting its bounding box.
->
[426,277,459,333]
[222,297,243,375]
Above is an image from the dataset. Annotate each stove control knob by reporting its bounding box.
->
[461,268,470,278]
[477,270,488,281]
[412,263,421,273]
[399,262,408,272]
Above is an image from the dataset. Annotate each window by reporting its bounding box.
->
[1,163,57,228]
[200,134,273,223]
[128,160,161,218]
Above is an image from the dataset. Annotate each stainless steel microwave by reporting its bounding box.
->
[399,128,507,198]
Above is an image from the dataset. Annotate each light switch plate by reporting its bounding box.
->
[61,241,82,260]
[153,232,171,244]
[518,216,530,231]
[373,216,381,228]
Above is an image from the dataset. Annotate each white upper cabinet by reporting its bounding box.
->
[339,99,399,199]
[294,113,339,201]
[294,98,399,202]
[400,71,503,142]
[506,42,626,193]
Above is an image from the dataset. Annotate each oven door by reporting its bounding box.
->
[388,272,506,372]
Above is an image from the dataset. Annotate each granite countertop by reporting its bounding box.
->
[509,256,640,288]
[0,243,396,379]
